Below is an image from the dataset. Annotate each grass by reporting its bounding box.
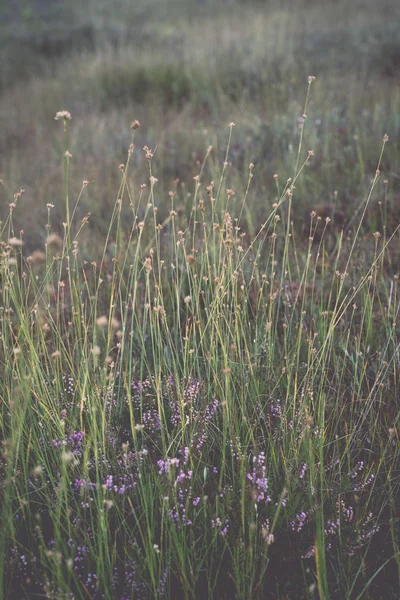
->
[0,1,400,598]
[1,0,400,250]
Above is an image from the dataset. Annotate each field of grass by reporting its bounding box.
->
[0,0,400,598]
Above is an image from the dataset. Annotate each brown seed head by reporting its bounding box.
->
[46,233,63,247]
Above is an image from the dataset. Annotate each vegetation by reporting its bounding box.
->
[0,0,399,598]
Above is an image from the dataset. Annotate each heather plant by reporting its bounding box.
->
[0,73,399,600]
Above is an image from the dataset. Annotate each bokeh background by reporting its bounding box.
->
[1,0,400,256]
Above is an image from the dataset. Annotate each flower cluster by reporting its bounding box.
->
[246,452,271,504]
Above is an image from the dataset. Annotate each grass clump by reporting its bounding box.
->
[0,81,399,599]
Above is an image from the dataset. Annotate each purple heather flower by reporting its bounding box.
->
[246,453,270,503]
[290,511,307,533]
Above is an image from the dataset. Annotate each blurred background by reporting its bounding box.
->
[0,0,399,255]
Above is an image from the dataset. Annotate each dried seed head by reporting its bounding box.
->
[27,250,46,264]
[297,116,305,129]
[96,316,108,327]
[111,317,120,330]
[46,233,63,247]
[31,465,43,477]
[61,451,74,463]
[8,237,23,247]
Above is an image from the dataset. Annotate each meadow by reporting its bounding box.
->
[0,0,400,598]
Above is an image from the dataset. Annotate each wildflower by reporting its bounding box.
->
[55,110,72,121]
[61,451,74,463]
[8,237,23,247]
[212,518,230,536]
[96,316,108,327]
[297,116,305,129]
[46,233,63,247]
[302,545,315,559]
[10,188,25,200]
[110,317,120,330]
[31,465,43,477]
[290,511,307,533]
[247,453,270,503]
[27,250,46,264]
[265,533,275,545]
